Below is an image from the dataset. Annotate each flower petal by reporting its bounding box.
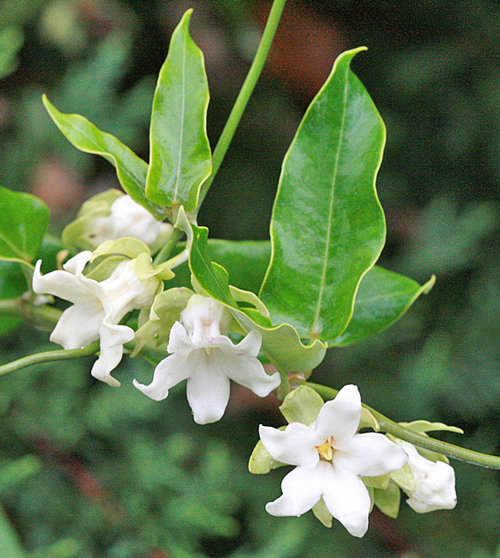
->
[265,464,324,517]
[166,321,195,356]
[62,251,93,274]
[133,352,192,400]
[50,301,103,349]
[259,422,320,467]
[186,351,231,424]
[315,384,362,447]
[230,329,262,358]
[91,321,135,387]
[321,461,371,538]
[398,441,457,513]
[211,340,280,397]
[336,432,408,477]
[33,258,96,304]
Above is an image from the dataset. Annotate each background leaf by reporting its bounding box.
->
[0,186,49,264]
[261,47,386,342]
[332,267,435,346]
[0,26,23,79]
[42,96,165,219]
[145,9,211,212]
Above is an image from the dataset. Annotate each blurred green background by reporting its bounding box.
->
[1,0,500,556]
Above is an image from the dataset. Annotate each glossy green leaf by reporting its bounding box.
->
[0,261,26,336]
[42,96,166,220]
[190,226,237,308]
[331,268,435,346]
[168,239,271,294]
[145,9,211,212]
[207,240,271,294]
[188,224,326,378]
[261,47,386,342]
[0,186,49,265]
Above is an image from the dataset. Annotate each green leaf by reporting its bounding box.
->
[373,480,401,519]
[208,240,270,294]
[0,261,26,336]
[400,420,464,436]
[331,268,435,346]
[279,385,324,425]
[145,9,211,212]
[248,432,286,475]
[168,239,271,294]
[261,47,386,342]
[189,226,237,307]
[312,498,333,528]
[0,186,49,265]
[188,224,326,379]
[42,96,166,220]
[133,287,193,355]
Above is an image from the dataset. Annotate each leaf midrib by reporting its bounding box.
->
[311,67,350,337]
[173,38,187,203]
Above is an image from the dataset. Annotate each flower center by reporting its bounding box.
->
[316,437,334,461]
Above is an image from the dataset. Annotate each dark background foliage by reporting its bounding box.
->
[1,0,500,556]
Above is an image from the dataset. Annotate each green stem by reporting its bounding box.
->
[197,0,288,208]
[301,381,500,470]
[0,342,100,377]
[153,228,184,266]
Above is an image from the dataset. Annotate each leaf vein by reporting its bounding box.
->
[311,67,350,336]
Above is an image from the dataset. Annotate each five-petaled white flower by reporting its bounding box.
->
[259,384,408,537]
[133,294,281,424]
[394,440,457,513]
[33,251,160,386]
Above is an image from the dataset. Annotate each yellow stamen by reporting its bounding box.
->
[316,440,333,461]
[205,347,212,356]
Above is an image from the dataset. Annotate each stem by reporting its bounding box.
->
[301,381,500,470]
[153,228,184,266]
[197,0,288,208]
[0,342,100,377]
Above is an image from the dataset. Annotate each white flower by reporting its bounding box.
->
[133,294,281,424]
[394,440,457,513]
[33,251,160,386]
[259,385,408,537]
[91,195,173,249]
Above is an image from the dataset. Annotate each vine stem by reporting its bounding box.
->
[300,380,500,470]
[197,0,288,209]
[153,228,184,266]
[0,342,100,377]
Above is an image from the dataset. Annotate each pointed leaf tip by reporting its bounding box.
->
[261,47,386,342]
